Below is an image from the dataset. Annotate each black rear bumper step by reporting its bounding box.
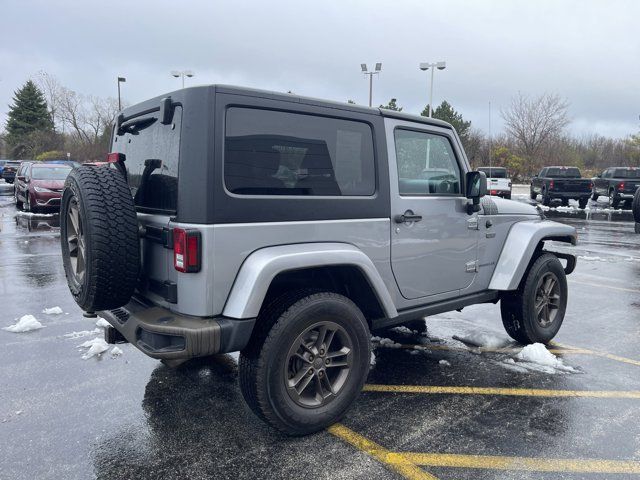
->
[99,300,255,360]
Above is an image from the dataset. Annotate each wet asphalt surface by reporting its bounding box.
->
[1,182,639,480]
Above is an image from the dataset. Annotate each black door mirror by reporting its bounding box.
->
[465,171,487,214]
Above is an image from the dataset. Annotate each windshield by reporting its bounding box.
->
[546,167,581,178]
[478,167,507,178]
[31,166,71,180]
[613,168,640,179]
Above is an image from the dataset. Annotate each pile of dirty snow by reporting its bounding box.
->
[371,336,402,349]
[95,318,110,328]
[3,315,44,333]
[453,329,511,349]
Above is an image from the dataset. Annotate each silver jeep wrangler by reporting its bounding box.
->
[60,85,577,435]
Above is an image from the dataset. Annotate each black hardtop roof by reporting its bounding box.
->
[120,84,454,130]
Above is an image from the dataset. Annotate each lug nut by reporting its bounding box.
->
[318,370,325,378]
[308,355,314,361]
[319,349,325,356]
[325,358,330,365]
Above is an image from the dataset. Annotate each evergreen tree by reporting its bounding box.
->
[421,100,471,140]
[380,98,402,111]
[5,80,54,157]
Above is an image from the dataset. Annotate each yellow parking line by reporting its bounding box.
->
[570,279,640,294]
[363,384,640,398]
[379,343,591,355]
[552,341,640,368]
[327,423,438,480]
[400,452,640,474]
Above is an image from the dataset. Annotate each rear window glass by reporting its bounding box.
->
[224,107,375,196]
[112,106,182,213]
[613,168,640,178]
[478,167,507,178]
[31,166,71,180]
[546,167,581,178]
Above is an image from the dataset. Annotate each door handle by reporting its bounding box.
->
[394,211,422,223]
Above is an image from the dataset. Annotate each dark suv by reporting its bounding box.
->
[59,85,577,435]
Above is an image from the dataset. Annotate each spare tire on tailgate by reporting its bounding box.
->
[633,187,640,224]
[60,165,140,312]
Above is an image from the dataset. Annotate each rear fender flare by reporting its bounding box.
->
[489,220,577,291]
[222,243,398,319]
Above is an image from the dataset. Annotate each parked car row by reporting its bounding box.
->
[10,161,73,213]
[530,166,640,209]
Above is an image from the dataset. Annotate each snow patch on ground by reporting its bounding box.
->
[371,336,403,348]
[95,318,110,328]
[370,351,376,366]
[504,343,579,374]
[391,326,416,335]
[453,329,511,349]
[110,346,123,357]
[579,255,607,262]
[439,359,451,367]
[3,315,44,333]
[78,337,109,359]
[64,328,101,339]
[42,306,63,315]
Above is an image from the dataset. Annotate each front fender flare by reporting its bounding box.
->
[489,220,577,291]
[222,243,398,320]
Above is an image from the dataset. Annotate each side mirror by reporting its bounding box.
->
[465,171,487,214]
[16,175,25,181]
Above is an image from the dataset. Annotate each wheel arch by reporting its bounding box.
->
[489,220,577,291]
[222,243,398,321]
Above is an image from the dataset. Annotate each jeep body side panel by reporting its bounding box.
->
[489,220,577,290]
[223,242,398,319]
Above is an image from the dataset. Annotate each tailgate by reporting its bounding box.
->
[556,179,591,192]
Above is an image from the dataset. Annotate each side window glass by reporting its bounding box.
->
[394,129,461,196]
[539,169,546,177]
[224,108,375,196]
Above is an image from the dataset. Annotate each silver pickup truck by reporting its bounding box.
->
[60,85,577,435]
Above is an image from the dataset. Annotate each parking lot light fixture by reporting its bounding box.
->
[419,61,447,117]
[361,62,382,108]
[171,70,195,88]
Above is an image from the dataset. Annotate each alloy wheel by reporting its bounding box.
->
[285,321,353,408]
[65,198,86,284]
[534,272,561,328]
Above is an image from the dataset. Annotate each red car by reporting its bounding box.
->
[17,163,72,213]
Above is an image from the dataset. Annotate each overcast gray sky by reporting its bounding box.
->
[1,0,639,138]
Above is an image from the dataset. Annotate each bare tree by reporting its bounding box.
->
[501,92,570,172]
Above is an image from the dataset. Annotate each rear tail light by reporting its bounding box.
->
[173,228,201,273]
[589,182,593,189]
[618,182,625,191]
[107,152,126,163]
[549,180,554,189]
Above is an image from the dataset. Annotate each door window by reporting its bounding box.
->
[394,129,462,196]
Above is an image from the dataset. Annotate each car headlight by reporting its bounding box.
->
[33,186,53,193]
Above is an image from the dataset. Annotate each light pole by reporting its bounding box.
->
[361,63,382,107]
[117,77,126,111]
[171,70,195,88]
[419,61,446,117]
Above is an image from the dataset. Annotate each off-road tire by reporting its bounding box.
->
[239,291,370,436]
[530,190,537,200]
[633,188,640,223]
[500,253,567,345]
[578,198,588,209]
[60,166,139,311]
[15,195,23,209]
[504,193,512,200]
[561,198,569,207]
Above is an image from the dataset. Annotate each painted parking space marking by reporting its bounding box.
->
[401,452,640,474]
[551,341,640,368]
[569,279,640,294]
[327,423,439,480]
[363,384,640,398]
[375,342,591,355]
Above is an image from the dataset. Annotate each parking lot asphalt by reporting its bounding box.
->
[1,181,639,480]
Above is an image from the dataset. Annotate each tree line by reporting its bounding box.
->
[2,76,639,177]
[1,72,119,162]
[379,93,640,181]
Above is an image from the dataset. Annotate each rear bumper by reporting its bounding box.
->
[548,191,590,199]
[100,298,256,360]
[616,193,635,200]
